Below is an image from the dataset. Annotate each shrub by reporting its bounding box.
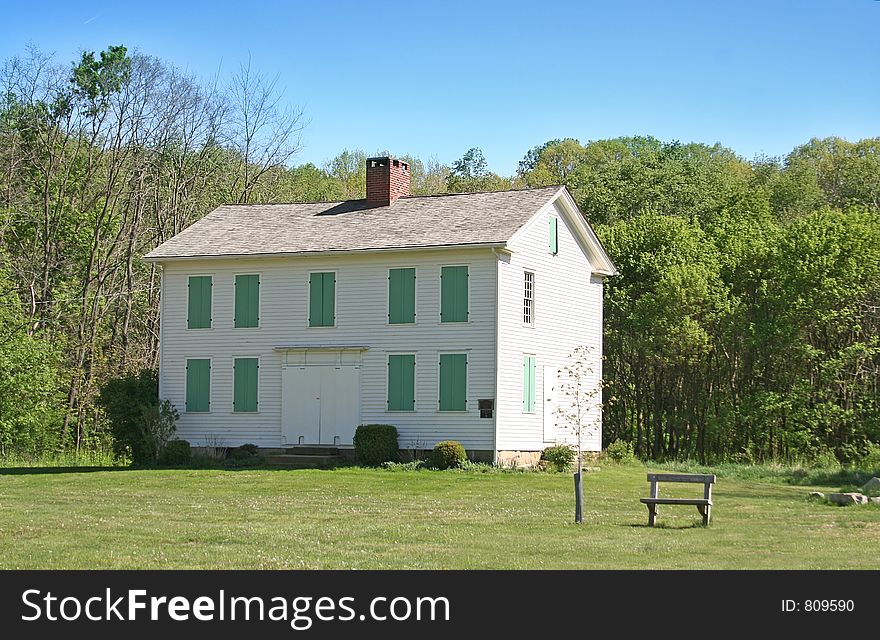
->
[158,439,191,466]
[430,440,468,469]
[353,424,399,466]
[541,444,575,472]
[857,442,880,475]
[603,439,635,463]
[229,443,260,459]
[224,443,263,468]
[98,369,179,464]
[810,447,840,470]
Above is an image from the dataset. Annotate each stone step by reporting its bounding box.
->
[265,454,342,469]
[284,446,341,456]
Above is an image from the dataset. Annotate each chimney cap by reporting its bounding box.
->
[367,156,409,171]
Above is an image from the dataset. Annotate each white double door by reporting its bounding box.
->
[281,365,360,445]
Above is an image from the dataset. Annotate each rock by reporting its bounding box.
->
[861,477,880,496]
[809,491,825,499]
[828,492,868,506]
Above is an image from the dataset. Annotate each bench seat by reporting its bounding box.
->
[640,498,712,506]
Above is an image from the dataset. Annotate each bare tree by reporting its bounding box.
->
[556,345,603,524]
[1,44,310,453]
[224,57,305,203]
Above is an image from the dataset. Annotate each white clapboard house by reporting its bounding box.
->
[145,156,616,463]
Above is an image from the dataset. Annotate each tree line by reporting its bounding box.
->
[524,137,879,464]
[1,45,877,463]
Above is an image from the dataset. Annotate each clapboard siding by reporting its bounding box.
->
[495,200,604,451]
[159,248,497,449]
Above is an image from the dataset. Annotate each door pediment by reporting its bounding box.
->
[274,345,368,367]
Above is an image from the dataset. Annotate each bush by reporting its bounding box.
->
[353,424,399,466]
[541,444,575,471]
[430,440,468,469]
[229,443,260,459]
[603,439,636,463]
[857,442,880,475]
[810,447,840,470]
[98,369,179,464]
[158,439,191,466]
[224,443,263,468]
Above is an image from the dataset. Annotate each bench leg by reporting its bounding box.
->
[647,503,657,527]
[696,504,710,526]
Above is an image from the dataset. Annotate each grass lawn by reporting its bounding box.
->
[1,463,878,569]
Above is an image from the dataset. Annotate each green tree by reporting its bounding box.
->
[517,138,586,187]
[325,149,367,198]
[276,163,344,202]
[446,148,511,193]
[0,259,61,455]
[399,154,449,196]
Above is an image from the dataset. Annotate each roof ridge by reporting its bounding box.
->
[214,185,563,208]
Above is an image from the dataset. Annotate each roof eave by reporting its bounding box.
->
[556,187,619,276]
[143,241,509,263]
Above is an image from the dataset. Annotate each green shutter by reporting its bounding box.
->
[440,266,468,323]
[388,268,416,324]
[309,273,321,326]
[309,272,335,327]
[234,274,260,328]
[439,353,467,411]
[185,358,210,412]
[388,354,415,411]
[523,355,536,412]
[549,217,558,254]
[233,357,259,413]
[323,272,335,325]
[187,276,212,329]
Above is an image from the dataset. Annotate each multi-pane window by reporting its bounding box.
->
[309,272,336,327]
[233,357,259,413]
[234,274,260,328]
[387,354,416,411]
[439,353,467,411]
[388,268,416,324]
[440,266,468,323]
[187,275,212,329]
[523,271,534,325]
[185,358,211,412]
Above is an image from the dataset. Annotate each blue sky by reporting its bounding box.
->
[2,0,877,175]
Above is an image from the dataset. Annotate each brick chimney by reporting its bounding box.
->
[366,156,410,206]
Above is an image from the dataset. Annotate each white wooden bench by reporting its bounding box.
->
[640,473,716,526]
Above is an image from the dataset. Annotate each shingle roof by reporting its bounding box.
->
[144,186,564,260]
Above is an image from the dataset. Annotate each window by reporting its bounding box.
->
[233,357,259,413]
[234,274,260,328]
[388,268,416,324]
[440,266,468,323]
[523,355,536,413]
[549,217,558,254]
[187,275,212,329]
[439,353,467,411]
[523,271,534,325]
[309,272,336,327]
[387,354,416,411]
[185,358,211,412]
